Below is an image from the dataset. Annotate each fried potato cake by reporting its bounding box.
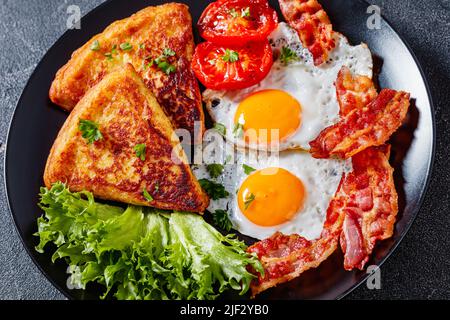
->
[44,64,209,213]
[49,3,204,137]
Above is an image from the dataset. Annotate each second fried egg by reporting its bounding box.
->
[193,148,351,240]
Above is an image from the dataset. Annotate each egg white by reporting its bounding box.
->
[193,147,351,240]
[203,22,373,151]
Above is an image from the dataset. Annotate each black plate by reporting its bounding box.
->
[4,0,435,300]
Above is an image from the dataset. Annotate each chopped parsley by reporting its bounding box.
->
[134,143,146,161]
[207,164,224,179]
[157,61,177,75]
[233,123,244,138]
[90,40,100,51]
[142,188,154,202]
[241,7,250,17]
[78,119,102,144]
[104,45,117,60]
[198,179,229,200]
[222,49,239,63]
[146,48,177,74]
[280,46,300,65]
[119,42,133,51]
[244,193,256,210]
[143,56,154,69]
[242,164,256,175]
[214,123,227,137]
[211,209,233,232]
[163,48,176,56]
[229,8,239,18]
[139,43,145,50]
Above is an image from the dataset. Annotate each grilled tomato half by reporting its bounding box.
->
[192,40,273,90]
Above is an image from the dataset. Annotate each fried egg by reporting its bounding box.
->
[193,145,351,240]
[203,22,373,151]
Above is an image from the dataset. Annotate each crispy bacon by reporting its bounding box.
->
[310,89,410,159]
[247,173,347,296]
[247,145,398,295]
[279,0,336,66]
[247,234,340,297]
[335,66,378,116]
[340,145,398,270]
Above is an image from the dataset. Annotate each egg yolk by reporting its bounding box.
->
[237,168,306,227]
[234,90,302,144]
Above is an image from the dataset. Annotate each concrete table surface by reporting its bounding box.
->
[0,0,449,300]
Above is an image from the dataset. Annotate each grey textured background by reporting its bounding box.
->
[0,0,449,300]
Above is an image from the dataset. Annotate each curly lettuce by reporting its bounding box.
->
[35,182,263,300]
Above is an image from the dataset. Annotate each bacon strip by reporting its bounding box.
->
[279,0,336,66]
[310,89,410,159]
[340,145,398,270]
[335,66,378,116]
[247,145,398,295]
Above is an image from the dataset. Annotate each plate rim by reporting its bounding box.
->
[3,0,436,300]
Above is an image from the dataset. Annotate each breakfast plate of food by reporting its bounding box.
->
[4,0,435,300]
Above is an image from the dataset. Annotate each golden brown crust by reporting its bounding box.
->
[45,64,209,213]
[49,3,204,137]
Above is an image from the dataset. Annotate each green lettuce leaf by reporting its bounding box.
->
[35,182,263,300]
